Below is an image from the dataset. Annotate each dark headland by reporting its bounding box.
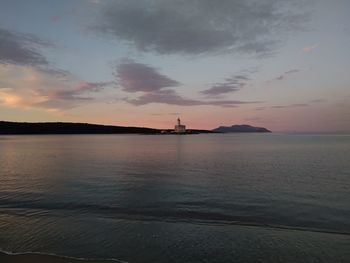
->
[0,121,159,135]
[0,121,213,135]
[0,121,270,135]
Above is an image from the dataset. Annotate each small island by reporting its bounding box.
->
[212,124,271,133]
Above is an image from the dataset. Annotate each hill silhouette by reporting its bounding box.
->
[0,121,159,135]
[212,124,271,133]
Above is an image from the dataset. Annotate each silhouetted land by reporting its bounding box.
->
[0,121,214,135]
[0,121,160,134]
[212,124,271,133]
[0,121,271,135]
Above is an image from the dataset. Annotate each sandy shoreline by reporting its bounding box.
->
[0,252,122,263]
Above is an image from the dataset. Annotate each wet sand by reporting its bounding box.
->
[0,252,121,263]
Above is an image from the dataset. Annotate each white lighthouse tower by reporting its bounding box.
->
[174,118,186,133]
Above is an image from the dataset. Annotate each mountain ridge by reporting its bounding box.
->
[212,124,271,133]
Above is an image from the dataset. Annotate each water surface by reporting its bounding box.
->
[0,134,349,262]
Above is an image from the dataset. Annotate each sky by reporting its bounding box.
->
[0,0,349,132]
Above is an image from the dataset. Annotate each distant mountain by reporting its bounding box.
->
[0,121,159,135]
[212,124,271,133]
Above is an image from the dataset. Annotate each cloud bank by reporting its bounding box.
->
[0,27,49,66]
[0,65,113,112]
[93,0,306,55]
[201,74,251,97]
[0,27,73,79]
[116,60,180,92]
[124,89,257,107]
[116,60,260,107]
[0,26,113,112]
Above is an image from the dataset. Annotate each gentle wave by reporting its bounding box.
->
[0,250,127,263]
[1,197,349,237]
[1,134,350,262]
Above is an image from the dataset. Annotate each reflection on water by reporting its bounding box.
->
[0,134,350,263]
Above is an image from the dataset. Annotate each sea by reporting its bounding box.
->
[0,133,349,263]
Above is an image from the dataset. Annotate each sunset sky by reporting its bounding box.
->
[0,0,349,132]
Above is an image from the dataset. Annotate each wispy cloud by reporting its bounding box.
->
[0,65,113,112]
[51,15,62,22]
[309,99,326,104]
[244,116,263,121]
[0,27,50,66]
[303,43,318,53]
[0,27,72,80]
[255,103,309,111]
[92,0,307,56]
[200,84,242,96]
[200,73,250,97]
[89,0,101,4]
[124,89,259,107]
[115,60,180,92]
[151,112,180,116]
[275,69,300,81]
[40,81,113,101]
[116,60,260,107]
[271,103,308,109]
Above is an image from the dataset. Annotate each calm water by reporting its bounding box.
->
[0,134,349,263]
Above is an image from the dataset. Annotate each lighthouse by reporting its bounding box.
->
[174,118,186,133]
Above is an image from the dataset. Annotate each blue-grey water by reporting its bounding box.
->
[0,134,349,263]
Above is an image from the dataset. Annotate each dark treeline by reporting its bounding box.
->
[0,121,214,135]
[0,121,160,135]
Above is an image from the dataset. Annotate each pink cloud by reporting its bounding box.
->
[51,15,62,22]
[303,44,318,53]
